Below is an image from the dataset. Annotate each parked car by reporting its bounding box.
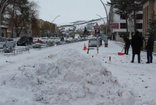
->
[0,37,16,49]
[48,37,61,45]
[40,37,49,44]
[65,37,74,43]
[88,37,102,47]
[17,36,33,46]
[33,37,42,43]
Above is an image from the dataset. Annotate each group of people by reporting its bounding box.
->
[123,31,154,64]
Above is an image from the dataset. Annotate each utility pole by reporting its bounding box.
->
[100,0,109,47]
[100,0,108,36]
[50,15,60,37]
[96,14,106,33]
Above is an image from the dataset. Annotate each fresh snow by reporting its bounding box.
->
[0,40,156,105]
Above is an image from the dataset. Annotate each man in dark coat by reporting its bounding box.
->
[131,31,143,63]
[123,35,130,55]
[146,34,154,63]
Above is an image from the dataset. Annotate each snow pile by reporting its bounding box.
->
[0,49,136,105]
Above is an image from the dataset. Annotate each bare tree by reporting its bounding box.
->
[4,0,38,37]
[0,0,8,37]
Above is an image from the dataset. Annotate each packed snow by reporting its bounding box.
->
[0,40,156,105]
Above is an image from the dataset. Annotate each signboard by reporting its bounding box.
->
[45,30,50,34]
[110,23,119,29]
[94,23,100,36]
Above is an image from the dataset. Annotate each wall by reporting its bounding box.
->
[154,42,156,52]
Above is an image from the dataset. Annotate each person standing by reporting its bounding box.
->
[146,34,154,63]
[123,35,130,55]
[131,31,143,63]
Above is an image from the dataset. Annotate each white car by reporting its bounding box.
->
[40,37,49,43]
[88,37,102,47]
[48,37,61,44]
[0,37,16,49]
[33,37,42,43]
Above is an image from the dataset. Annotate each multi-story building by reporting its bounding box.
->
[142,0,156,52]
[109,5,143,41]
[142,0,156,40]
[0,25,8,37]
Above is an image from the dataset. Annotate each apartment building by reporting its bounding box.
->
[109,6,143,41]
[142,0,156,40]
[0,26,8,37]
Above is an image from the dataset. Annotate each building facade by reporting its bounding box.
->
[109,6,143,41]
[1,26,8,37]
[142,0,156,40]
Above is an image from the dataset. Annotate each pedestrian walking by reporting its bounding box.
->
[123,35,130,55]
[131,31,143,63]
[146,34,154,64]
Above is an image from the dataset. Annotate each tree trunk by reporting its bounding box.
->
[125,12,129,35]
[133,10,136,32]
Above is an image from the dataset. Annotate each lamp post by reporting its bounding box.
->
[0,0,8,37]
[50,15,60,37]
[100,0,109,47]
[96,14,108,47]
[100,0,108,36]
[96,14,106,33]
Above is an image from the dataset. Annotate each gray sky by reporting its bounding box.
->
[31,0,110,25]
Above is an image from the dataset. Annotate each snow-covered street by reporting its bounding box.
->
[0,40,156,105]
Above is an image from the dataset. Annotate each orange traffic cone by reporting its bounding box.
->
[83,44,87,51]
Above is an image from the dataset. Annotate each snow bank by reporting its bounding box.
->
[0,49,136,105]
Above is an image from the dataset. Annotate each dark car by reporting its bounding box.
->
[17,36,33,46]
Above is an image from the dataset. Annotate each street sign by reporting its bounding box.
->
[95,29,100,34]
[110,23,119,29]
[45,30,50,34]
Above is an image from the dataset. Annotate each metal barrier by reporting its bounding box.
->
[0,47,29,55]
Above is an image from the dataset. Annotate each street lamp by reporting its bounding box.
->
[100,0,109,47]
[50,15,60,37]
[100,0,108,36]
[96,14,106,32]
[52,15,61,23]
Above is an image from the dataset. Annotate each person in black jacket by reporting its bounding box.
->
[123,35,130,55]
[131,31,143,63]
[146,34,154,63]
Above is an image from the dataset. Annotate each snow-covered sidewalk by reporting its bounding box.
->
[0,40,156,105]
[84,40,156,105]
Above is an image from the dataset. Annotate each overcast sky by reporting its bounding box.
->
[30,0,110,25]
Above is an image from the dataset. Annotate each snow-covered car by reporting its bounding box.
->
[88,37,102,47]
[33,37,42,43]
[47,37,55,43]
[48,37,61,45]
[54,37,61,44]
[0,37,16,49]
[40,37,49,44]
[65,37,74,43]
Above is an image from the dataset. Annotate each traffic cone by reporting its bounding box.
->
[83,44,87,51]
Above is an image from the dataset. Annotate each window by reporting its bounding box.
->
[120,23,127,29]
[136,23,142,29]
[136,14,143,19]
[120,14,126,19]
